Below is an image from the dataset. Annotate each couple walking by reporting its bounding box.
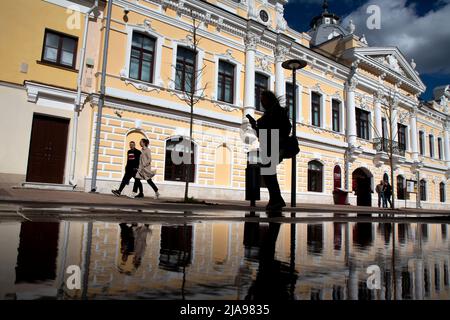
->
[112,138,160,199]
[376,180,392,208]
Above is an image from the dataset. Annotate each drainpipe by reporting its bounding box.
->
[69,0,99,187]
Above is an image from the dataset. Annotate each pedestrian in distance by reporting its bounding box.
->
[111,141,141,197]
[376,180,385,208]
[383,181,392,208]
[247,90,292,211]
[132,138,160,199]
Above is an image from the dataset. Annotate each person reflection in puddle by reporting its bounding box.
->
[118,223,151,274]
[245,221,298,300]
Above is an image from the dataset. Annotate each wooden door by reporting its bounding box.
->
[26,114,69,184]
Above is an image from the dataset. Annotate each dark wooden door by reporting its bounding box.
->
[26,114,69,184]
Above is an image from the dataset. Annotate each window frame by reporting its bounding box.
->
[398,123,407,152]
[355,108,370,140]
[419,131,425,155]
[440,182,446,203]
[255,72,269,111]
[397,175,406,200]
[41,29,78,69]
[217,60,235,104]
[331,99,341,132]
[438,137,443,160]
[164,137,196,183]
[429,134,435,158]
[175,46,197,93]
[420,179,427,201]
[311,92,322,127]
[308,160,324,193]
[129,32,156,83]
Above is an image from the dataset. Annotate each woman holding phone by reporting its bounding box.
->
[247,91,291,211]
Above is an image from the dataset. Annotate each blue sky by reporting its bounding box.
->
[283,0,450,100]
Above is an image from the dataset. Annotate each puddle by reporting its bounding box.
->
[0,215,449,300]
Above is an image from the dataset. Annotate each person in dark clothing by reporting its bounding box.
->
[383,181,392,208]
[111,141,141,196]
[248,90,291,211]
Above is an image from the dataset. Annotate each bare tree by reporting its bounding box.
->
[169,10,208,202]
[371,89,410,209]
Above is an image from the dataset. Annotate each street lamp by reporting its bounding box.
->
[282,59,307,208]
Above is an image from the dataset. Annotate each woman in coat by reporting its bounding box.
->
[132,138,160,199]
[248,90,291,211]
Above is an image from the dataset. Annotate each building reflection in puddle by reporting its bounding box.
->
[0,214,449,300]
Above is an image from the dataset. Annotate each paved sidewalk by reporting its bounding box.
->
[1,186,449,216]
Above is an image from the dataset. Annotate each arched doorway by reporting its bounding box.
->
[352,168,373,207]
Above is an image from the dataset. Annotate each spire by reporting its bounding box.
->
[323,0,329,14]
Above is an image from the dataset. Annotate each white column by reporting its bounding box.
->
[391,101,399,142]
[409,108,419,161]
[345,78,357,146]
[243,34,258,117]
[274,45,287,107]
[374,94,383,139]
[444,120,450,168]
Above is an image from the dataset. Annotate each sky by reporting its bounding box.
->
[283,0,450,100]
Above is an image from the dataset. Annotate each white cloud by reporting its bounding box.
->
[342,0,450,75]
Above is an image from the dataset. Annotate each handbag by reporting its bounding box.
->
[280,135,300,159]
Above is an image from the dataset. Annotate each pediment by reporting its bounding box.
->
[354,47,426,91]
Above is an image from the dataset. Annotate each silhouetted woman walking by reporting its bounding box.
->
[248,91,291,211]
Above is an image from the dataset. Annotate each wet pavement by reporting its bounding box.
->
[0,206,449,300]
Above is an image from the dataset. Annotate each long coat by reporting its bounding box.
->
[136,147,155,180]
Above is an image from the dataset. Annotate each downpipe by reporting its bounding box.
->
[69,0,99,188]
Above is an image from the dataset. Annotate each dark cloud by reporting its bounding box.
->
[341,0,450,75]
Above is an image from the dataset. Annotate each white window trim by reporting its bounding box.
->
[169,41,205,93]
[122,24,165,87]
[307,159,326,194]
[212,54,242,107]
[330,97,344,134]
[309,89,325,128]
[285,82,302,123]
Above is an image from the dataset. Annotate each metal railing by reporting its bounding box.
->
[373,138,406,157]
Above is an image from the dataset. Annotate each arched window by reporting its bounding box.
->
[397,176,406,200]
[308,160,323,192]
[440,182,446,203]
[420,179,427,201]
[164,137,195,182]
[333,165,342,190]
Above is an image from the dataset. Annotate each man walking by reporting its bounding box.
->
[376,180,384,208]
[111,141,141,196]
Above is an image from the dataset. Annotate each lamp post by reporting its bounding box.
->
[282,59,307,208]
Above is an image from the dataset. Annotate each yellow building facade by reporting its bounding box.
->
[1,0,449,209]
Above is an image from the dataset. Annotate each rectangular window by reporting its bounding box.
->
[356,108,370,140]
[175,47,196,93]
[311,92,321,127]
[438,137,443,160]
[419,131,425,155]
[217,60,235,104]
[42,29,78,68]
[398,124,407,151]
[255,73,269,111]
[285,82,298,119]
[332,100,340,132]
[129,32,156,83]
[429,135,434,158]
